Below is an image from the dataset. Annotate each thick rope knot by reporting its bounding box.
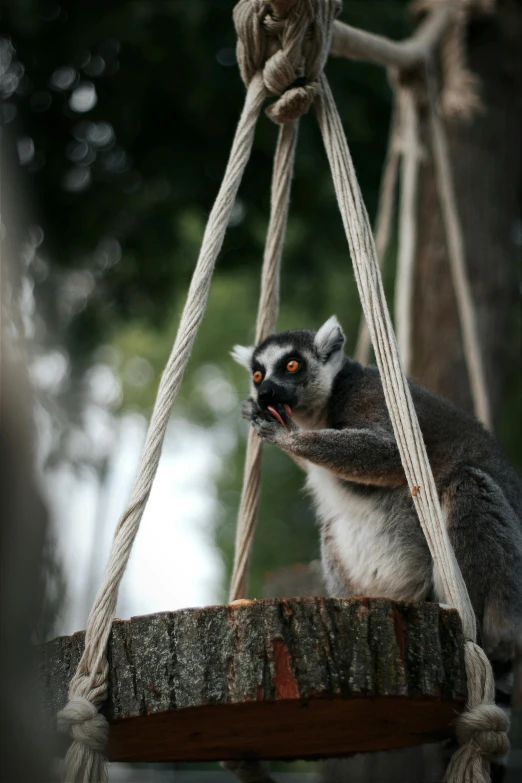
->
[456,703,510,758]
[262,46,319,123]
[234,0,342,123]
[57,696,109,753]
[444,640,510,781]
[411,0,496,120]
[266,77,318,124]
[440,2,482,120]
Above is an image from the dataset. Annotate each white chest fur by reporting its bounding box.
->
[305,464,431,601]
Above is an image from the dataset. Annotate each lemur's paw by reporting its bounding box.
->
[242,398,262,421]
[251,416,288,444]
[242,398,298,444]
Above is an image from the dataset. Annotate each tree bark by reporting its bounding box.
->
[42,597,466,764]
[411,1,521,429]
[261,568,466,783]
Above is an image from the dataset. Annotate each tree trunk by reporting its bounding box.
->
[411,0,521,433]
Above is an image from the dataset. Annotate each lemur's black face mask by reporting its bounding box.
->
[256,377,299,425]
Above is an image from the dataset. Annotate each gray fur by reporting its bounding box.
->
[233,317,522,667]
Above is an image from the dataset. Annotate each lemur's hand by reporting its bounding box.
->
[242,398,298,446]
[253,416,293,445]
[242,397,262,422]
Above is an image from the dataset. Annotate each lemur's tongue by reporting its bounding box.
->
[267,404,293,426]
[266,406,285,426]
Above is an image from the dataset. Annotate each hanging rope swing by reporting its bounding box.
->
[48,2,509,783]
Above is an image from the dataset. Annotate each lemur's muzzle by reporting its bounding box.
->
[257,381,294,426]
[258,380,288,408]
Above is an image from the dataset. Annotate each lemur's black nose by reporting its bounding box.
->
[258,380,290,409]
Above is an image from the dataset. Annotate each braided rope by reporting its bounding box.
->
[354,93,400,366]
[394,85,422,373]
[412,0,496,119]
[426,63,492,428]
[229,121,299,601]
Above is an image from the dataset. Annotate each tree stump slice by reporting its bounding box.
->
[42,597,466,763]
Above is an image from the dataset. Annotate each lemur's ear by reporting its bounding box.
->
[230,344,255,370]
[314,316,345,361]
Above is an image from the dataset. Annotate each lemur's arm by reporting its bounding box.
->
[244,400,405,488]
[291,428,405,487]
[286,451,309,473]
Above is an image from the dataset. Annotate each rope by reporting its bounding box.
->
[57,72,266,783]
[426,64,492,429]
[412,0,496,119]
[234,0,341,125]
[358,7,492,425]
[441,4,483,119]
[316,65,474,632]
[394,85,422,374]
[229,121,299,600]
[354,93,400,366]
[229,0,341,601]
[445,643,510,781]
[315,68,506,783]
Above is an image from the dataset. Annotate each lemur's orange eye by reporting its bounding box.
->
[286,360,300,373]
[253,370,263,383]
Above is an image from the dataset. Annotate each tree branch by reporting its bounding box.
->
[330,6,455,69]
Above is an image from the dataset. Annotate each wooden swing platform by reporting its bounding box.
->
[42,596,467,763]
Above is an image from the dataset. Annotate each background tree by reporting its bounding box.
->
[411,0,521,456]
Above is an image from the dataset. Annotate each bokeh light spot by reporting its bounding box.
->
[62,166,92,192]
[85,121,114,148]
[17,136,35,165]
[84,55,105,77]
[69,82,97,113]
[216,47,236,67]
[50,66,77,91]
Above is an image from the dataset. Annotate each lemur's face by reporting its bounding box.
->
[231,316,345,425]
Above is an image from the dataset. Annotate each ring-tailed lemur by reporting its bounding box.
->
[231,316,522,669]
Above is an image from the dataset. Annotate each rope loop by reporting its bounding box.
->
[234,0,342,123]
